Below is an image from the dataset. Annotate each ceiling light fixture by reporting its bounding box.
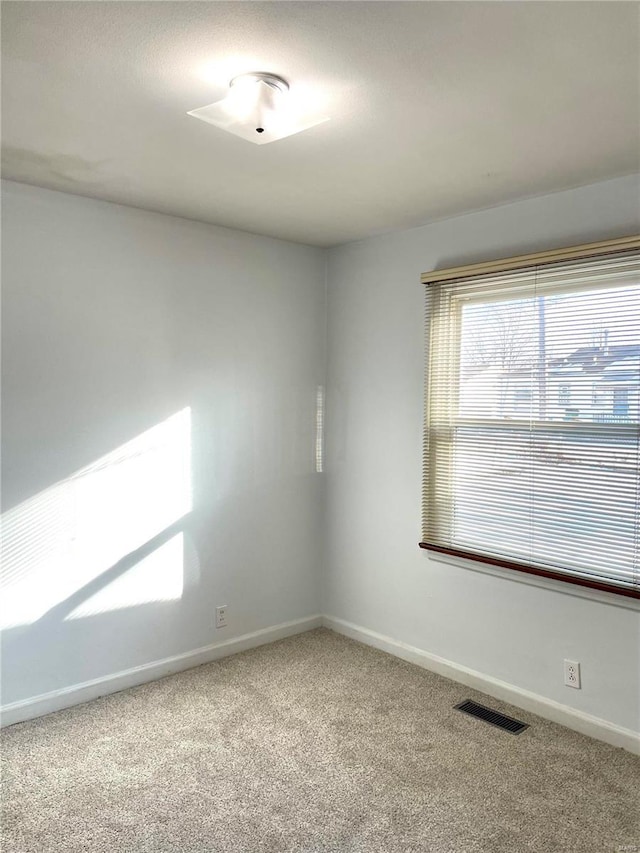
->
[187,72,329,145]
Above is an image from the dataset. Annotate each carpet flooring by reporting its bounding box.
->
[2,628,639,853]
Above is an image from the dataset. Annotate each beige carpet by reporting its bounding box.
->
[2,628,639,852]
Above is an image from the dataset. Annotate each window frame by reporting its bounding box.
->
[420,235,640,600]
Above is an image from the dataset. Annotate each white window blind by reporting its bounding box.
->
[422,247,640,598]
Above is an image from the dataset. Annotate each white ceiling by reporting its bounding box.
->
[2,2,638,247]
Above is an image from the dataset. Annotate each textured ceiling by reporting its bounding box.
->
[2,1,639,247]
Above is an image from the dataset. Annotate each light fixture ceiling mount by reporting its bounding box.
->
[230,72,289,94]
[188,72,328,145]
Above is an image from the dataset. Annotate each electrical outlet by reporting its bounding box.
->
[215,605,228,629]
[564,659,581,689]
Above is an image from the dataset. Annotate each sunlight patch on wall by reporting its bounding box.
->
[0,408,191,630]
[65,533,185,620]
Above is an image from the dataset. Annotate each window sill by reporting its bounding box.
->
[421,545,640,612]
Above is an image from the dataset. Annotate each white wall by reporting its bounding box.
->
[1,181,326,706]
[324,175,640,734]
[3,174,639,739]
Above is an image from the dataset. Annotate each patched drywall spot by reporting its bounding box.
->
[1,147,110,186]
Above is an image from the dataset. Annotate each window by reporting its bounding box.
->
[592,383,607,406]
[421,238,640,598]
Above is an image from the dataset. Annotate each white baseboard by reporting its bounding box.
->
[322,615,640,756]
[5,612,637,755]
[1,614,322,728]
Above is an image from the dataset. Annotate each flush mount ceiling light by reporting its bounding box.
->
[187,72,329,145]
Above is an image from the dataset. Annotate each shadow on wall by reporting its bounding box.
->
[0,408,200,704]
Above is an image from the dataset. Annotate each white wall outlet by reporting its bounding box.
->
[215,605,228,629]
[564,659,581,689]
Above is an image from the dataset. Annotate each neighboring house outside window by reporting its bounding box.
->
[498,348,640,423]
